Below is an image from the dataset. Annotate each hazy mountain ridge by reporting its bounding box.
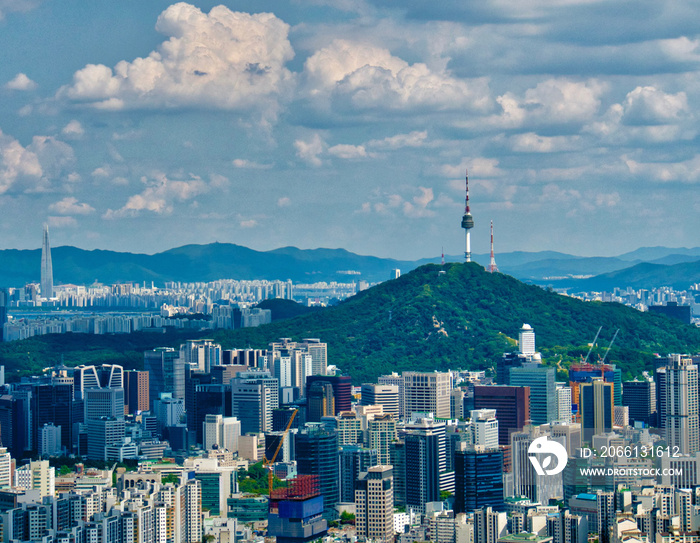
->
[1,243,699,289]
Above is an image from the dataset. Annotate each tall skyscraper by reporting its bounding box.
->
[295,424,339,520]
[403,416,454,513]
[454,444,504,514]
[355,466,394,543]
[339,446,378,503]
[231,370,279,434]
[368,414,397,465]
[403,371,451,419]
[40,224,53,300]
[663,354,699,455]
[473,385,530,446]
[360,384,399,419]
[556,383,573,424]
[580,379,614,442]
[124,370,149,414]
[145,347,186,406]
[622,377,656,426]
[306,375,352,414]
[509,364,556,425]
[471,409,499,449]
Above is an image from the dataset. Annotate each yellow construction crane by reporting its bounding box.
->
[263,408,298,496]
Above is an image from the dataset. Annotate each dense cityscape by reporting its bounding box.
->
[0,211,698,543]
[2,2,700,543]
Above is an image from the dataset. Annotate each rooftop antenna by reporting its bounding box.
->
[487,220,499,273]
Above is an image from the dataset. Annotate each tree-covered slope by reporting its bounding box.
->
[210,263,700,383]
[2,263,698,384]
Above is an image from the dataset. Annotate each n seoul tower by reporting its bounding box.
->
[460,169,474,262]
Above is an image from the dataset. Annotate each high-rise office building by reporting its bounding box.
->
[30,383,73,454]
[662,354,699,455]
[339,446,378,503]
[84,387,125,421]
[295,424,339,520]
[231,370,279,434]
[145,348,186,405]
[378,373,404,418]
[471,409,499,449]
[556,384,573,424]
[510,364,556,425]
[181,339,222,374]
[203,414,241,452]
[360,384,399,419]
[307,381,335,423]
[194,384,231,445]
[622,377,656,426]
[403,416,454,513]
[403,371,451,419]
[368,414,397,465]
[306,375,352,414]
[355,466,394,543]
[454,444,503,513]
[580,379,614,442]
[87,417,125,461]
[124,370,149,414]
[301,339,327,376]
[569,363,622,409]
[0,394,29,458]
[40,224,53,300]
[473,386,530,446]
[511,426,565,505]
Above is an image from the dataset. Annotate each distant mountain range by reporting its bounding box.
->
[1,243,699,290]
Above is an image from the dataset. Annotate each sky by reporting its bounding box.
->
[0,0,699,260]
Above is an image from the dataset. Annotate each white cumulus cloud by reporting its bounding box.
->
[303,39,491,113]
[59,3,294,113]
[328,144,368,159]
[294,134,326,166]
[49,197,95,215]
[104,172,210,218]
[62,120,85,138]
[5,73,37,91]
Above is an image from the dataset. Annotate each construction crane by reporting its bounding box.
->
[601,329,619,364]
[263,408,298,496]
[583,326,602,364]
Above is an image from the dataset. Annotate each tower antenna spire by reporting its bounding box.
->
[488,220,499,273]
[441,246,445,266]
[460,168,474,262]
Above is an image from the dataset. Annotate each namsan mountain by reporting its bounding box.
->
[1,262,699,384]
[211,262,700,383]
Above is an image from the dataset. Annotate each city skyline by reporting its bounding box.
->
[1,2,700,260]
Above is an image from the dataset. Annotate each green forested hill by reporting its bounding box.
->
[210,263,700,383]
[1,263,699,383]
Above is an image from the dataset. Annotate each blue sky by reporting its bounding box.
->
[1,0,699,259]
